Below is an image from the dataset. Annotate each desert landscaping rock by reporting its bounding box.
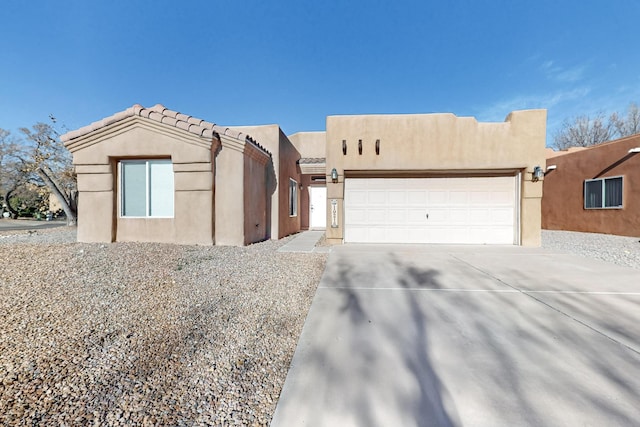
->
[542,229,640,269]
[1,227,638,425]
[0,227,326,426]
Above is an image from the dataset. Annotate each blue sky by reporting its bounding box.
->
[2,1,639,146]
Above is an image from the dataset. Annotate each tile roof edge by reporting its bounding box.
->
[298,157,327,164]
[60,104,263,149]
[215,126,270,156]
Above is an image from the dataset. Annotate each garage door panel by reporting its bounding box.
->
[368,191,386,205]
[470,208,492,223]
[363,227,388,243]
[491,228,515,244]
[449,209,469,223]
[490,208,515,224]
[469,228,492,244]
[470,191,492,204]
[349,190,367,204]
[449,191,468,205]
[431,227,473,244]
[407,209,428,223]
[347,179,369,189]
[407,191,427,204]
[429,191,448,205]
[473,227,513,244]
[405,179,427,189]
[368,209,386,223]
[345,208,366,223]
[388,209,407,224]
[407,228,429,243]
[387,227,409,243]
[492,191,513,204]
[344,177,517,244]
[427,208,449,223]
[346,226,369,242]
[388,191,406,205]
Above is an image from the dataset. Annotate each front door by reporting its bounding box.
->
[310,186,327,229]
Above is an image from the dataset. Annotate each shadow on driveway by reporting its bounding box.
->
[271,245,640,427]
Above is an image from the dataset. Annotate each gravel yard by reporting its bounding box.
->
[1,227,638,426]
[0,227,327,426]
[542,229,640,269]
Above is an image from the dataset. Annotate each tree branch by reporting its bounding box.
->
[37,166,77,226]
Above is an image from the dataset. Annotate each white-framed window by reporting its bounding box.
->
[289,178,298,217]
[584,176,623,209]
[120,159,174,217]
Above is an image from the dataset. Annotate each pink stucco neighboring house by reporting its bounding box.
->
[543,134,640,237]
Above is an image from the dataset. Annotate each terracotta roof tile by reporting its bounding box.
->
[60,104,270,156]
[298,157,326,164]
[161,116,178,127]
[187,116,204,126]
[162,108,179,119]
[138,107,152,119]
[175,121,190,132]
[176,113,190,122]
[147,111,163,123]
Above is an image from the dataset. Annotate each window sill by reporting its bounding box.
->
[119,216,175,219]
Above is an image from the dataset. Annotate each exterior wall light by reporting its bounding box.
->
[375,139,380,155]
[342,140,347,155]
[358,139,363,155]
[331,168,339,183]
[532,166,544,182]
[546,165,557,171]
[628,147,640,153]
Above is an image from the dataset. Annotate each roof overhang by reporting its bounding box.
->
[61,103,271,158]
[298,157,326,175]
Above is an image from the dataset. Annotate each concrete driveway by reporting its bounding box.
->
[271,245,640,427]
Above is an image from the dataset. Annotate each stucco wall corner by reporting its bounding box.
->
[244,143,271,166]
[521,198,542,247]
[522,180,543,199]
[505,109,548,142]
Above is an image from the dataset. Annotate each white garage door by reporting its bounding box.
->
[344,177,517,244]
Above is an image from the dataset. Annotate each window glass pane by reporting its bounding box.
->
[584,180,602,209]
[149,160,174,216]
[122,162,147,216]
[293,184,297,215]
[604,177,623,207]
[289,179,297,216]
[289,180,294,216]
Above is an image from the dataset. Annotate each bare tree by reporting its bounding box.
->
[553,103,640,150]
[0,129,26,218]
[18,121,77,225]
[611,102,640,137]
[552,113,615,150]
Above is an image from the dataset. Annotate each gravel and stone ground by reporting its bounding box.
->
[1,227,638,426]
[542,229,640,269]
[0,227,327,426]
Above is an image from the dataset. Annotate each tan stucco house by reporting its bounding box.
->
[543,134,640,237]
[62,104,547,246]
[61,104,273,246]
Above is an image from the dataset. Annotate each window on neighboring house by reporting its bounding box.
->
[120,159,174,217]
[584,176,623,209]
[289,178,298,216]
